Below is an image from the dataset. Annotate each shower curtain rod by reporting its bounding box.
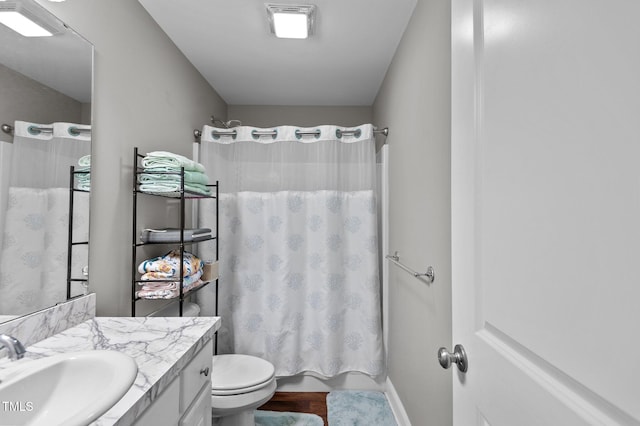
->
[192,127,389,142]
[1,123,91,136]
[1,124,13,135]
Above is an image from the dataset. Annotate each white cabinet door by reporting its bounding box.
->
[180,385,212,426]
[181,341,213,413]
[133,377,180,426]
[451,0,640,424]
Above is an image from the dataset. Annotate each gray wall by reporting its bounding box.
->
[80,103,92,126]
[228,105,372,128]
[373,0,452,424]
[36,0,227,316]
[0,63,83,142]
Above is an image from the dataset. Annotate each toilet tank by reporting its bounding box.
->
[148,302,201,317]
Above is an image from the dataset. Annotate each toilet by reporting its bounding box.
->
[210,354,277,426]
[146,303,276,425]
[148,301,201,317]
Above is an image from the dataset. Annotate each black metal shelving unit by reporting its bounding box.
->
[131,147,219,318]
[66,165,90,299]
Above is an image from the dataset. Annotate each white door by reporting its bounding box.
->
[451,0,640,425]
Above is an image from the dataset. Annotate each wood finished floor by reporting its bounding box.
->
[258,392,329,425]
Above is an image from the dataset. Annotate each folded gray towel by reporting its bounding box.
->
[140,228,212,243]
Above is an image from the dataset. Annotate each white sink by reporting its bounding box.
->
[0,350,138,426]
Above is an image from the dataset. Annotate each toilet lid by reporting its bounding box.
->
[212,354,275,392]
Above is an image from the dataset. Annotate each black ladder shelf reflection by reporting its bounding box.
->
[130,147,219,319]
[67,165,90,300]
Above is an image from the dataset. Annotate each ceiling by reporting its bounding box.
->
[137,0,417,106]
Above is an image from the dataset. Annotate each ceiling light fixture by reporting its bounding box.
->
[0,2,54,37]
[266,3,316,39]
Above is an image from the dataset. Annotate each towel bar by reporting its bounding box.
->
[385,251,435,283]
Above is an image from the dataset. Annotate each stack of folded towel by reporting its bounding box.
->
[138,151,211,197]
[75,155,91,191]
[140,228,212,243]
[136,250,206,299]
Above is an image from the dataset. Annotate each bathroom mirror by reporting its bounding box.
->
[0,0,93,323]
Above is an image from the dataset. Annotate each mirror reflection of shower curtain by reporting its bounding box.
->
[197,124,384,378]
[0,121,90,318]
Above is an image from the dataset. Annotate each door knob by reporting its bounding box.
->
[437,344,468,373]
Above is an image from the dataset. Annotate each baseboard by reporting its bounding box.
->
[385,377,412,426]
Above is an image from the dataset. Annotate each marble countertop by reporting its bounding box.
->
[0,316,220,426]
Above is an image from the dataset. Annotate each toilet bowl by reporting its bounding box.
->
[210,354,277,426]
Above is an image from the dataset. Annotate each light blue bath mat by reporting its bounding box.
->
[255,410,325,426]
[327,391,397,426]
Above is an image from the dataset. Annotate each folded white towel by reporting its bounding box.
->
[136,279,205,300]
[142,151,205,173]
[78,155,91,167]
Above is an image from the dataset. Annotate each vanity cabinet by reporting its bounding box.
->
[131,147,219,318]
[133,377,180,426]
[134,340,213,426]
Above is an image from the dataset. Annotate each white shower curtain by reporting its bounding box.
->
[0,141,12,254]
[0,121,90,317]
[197,124,384,378]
